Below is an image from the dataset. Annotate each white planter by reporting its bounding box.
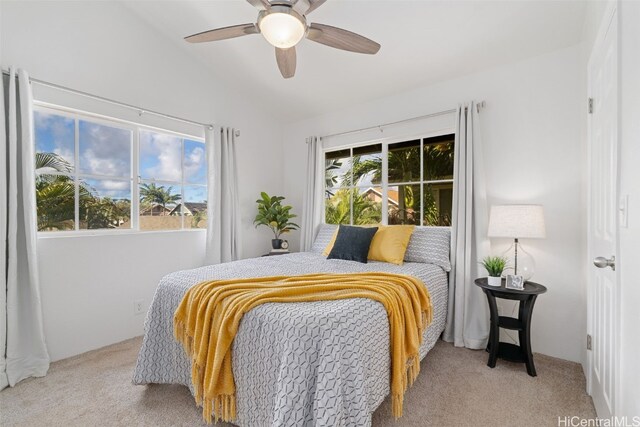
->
[487,276,502,287]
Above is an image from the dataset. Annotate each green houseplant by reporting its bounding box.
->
[480,256,508,286]
[254,192,299,249]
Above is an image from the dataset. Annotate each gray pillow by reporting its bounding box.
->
[404,226,452,271]
[310,224,338,253]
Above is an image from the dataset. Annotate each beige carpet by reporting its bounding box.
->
[0,337,595,427]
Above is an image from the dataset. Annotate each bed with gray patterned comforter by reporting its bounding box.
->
[133,250,448,427]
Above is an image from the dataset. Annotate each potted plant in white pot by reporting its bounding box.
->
[480,256,508,287]
[253,192,299,249]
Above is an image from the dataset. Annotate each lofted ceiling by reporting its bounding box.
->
[121,0,588,123]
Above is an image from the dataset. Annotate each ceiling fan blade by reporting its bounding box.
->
[307,23,380,54]
[275,47,296,79]
[305,0,327,15]
[185,23,259,43]
[246,0,271,10]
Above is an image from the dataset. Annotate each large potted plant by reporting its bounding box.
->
[254,192,299,249]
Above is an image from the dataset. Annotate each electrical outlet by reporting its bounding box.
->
[134,299,145,315]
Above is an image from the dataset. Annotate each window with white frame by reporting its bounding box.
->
[324,134,455,226]
[34,106,207,233]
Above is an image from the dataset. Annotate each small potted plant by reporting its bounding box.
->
[480,256,508,287]
[254,192,299,249]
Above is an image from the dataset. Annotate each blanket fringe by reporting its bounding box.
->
[394,354,421,418]
[175,320,237,424]
[203,394,236,424]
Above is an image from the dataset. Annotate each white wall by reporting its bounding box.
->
[283,45,587,363]
[1,1,284,361]
[618,0,640,418]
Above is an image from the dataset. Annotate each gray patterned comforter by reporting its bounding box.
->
[133,252,448,427]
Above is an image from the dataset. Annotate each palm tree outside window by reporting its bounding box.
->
[323,134,454,227]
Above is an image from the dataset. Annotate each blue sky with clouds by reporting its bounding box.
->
[34,110,75,169]
[79,120,131,177]
[35,110,207,203]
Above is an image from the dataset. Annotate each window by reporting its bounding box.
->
[324,134,454,227]
[139,130,207,231]
[34,107,207,233]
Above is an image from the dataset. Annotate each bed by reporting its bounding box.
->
[133,226,451,427]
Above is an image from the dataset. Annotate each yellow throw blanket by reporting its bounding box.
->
[173,272,432,424]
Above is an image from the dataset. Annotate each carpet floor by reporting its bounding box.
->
[0,337,595,426]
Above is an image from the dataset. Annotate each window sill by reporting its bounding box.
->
[37,228,206,239]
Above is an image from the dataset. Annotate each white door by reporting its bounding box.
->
[587,5,619,419]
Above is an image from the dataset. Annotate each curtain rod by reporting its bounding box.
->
[1,68,232,134]
[316,101,486,141]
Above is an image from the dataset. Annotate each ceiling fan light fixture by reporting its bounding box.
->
[258,8,306,49]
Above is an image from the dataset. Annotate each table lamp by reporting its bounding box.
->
[487,205,546,281]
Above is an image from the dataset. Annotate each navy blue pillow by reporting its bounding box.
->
[327,225,379,263]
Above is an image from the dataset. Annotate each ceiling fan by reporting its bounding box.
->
[184,0,381,79]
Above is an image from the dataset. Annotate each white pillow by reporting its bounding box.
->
[310,224,338,253]
[404,226,452,271]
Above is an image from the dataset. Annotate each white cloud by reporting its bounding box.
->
[140,132,182,182]
[184,145,205,183]
[54,147,74,164]
[79,122,131,177]
[86,179,131,199]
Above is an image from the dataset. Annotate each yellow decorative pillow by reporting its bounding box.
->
[367,225,415,265]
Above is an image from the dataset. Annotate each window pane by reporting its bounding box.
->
[78,121,131,177]
[139,130,182,182]
[325,149,351,189]
[353,187,382,225]
[139,182,182,231]
[36,173,75,231]
[423,183,453,226]
[352,144,382,187]
[184,139,206,185]
[34,111,75,172]
[388,184,421,225]
[388,140,420,184]
[423,135,455,181]
[325,188,351,225]
[183,185,207,229]
[80,178,131,230]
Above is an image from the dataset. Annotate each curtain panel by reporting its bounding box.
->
[299,136,323,252]
[1,68,50,390]
[205,126,241,264]
[443,101,491,349]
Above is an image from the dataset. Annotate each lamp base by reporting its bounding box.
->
[501,239,536,281]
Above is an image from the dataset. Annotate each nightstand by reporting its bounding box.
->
[262,250,291,257]
[474,278,547,376]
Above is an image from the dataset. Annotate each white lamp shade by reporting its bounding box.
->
[487,204,546,239]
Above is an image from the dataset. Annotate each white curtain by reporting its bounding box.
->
[1,68,50,390]
[443,101,491,349]
[205,126,241,264]
[299,136,323,251]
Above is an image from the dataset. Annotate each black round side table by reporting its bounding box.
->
[474,278,547,377]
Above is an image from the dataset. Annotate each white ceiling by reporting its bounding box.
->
[122,0,588,123]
